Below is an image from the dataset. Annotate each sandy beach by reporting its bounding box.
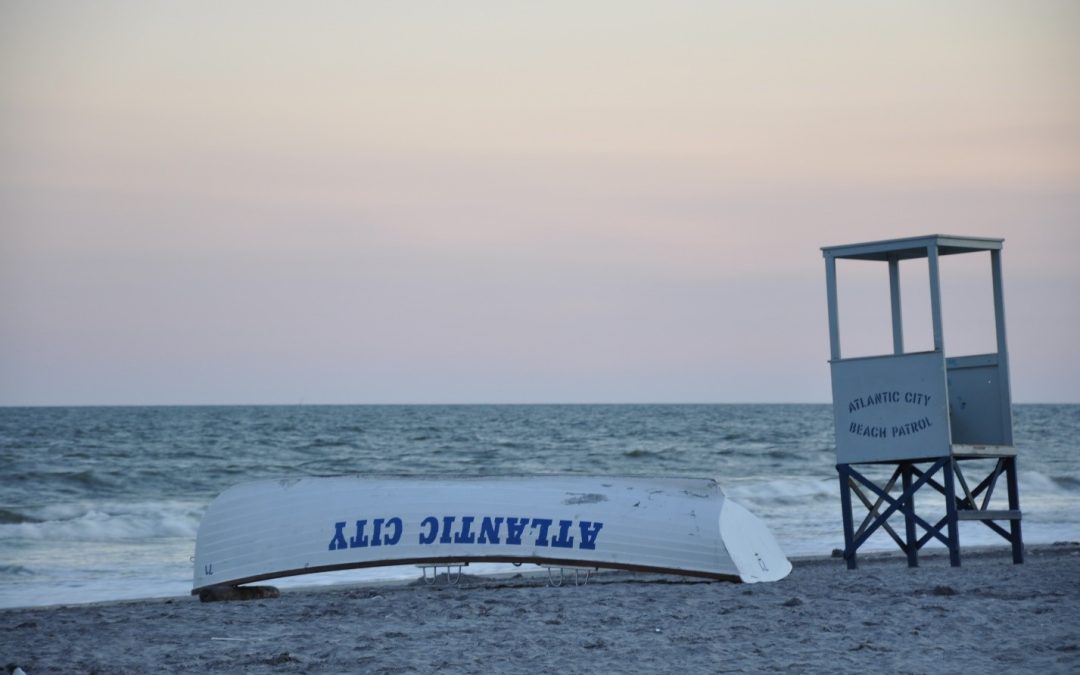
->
[2,544,1078,674]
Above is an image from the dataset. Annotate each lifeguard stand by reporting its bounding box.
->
[822,235,1023,568]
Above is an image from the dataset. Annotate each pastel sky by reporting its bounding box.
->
[2,1,1078,405]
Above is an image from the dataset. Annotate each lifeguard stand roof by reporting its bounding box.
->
[822,234,1003,261]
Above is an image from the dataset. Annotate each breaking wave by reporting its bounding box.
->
[0,564,35,577]
[0,508,41,525]
[0,501,204,542]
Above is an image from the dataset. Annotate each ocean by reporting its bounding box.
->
[2,404,1077,609]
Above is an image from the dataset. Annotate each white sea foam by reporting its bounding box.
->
[0,501,203,542]
[1020,469,1080,494]
[722,475,837,505]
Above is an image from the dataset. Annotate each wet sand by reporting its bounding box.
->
[3,545,1078,674]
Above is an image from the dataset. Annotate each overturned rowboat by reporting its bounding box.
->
[192,475,791,595]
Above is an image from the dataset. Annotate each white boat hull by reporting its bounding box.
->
[192,476,791,593]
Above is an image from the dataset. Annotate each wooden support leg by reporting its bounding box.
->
[838,464,857,570]
[901,462,918,568]
[1006,456,1024,564]
[943,459,961,567]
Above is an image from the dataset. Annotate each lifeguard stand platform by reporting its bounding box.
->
[822,235,1023,568]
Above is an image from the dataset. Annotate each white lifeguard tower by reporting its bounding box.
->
[822,235,1023,568]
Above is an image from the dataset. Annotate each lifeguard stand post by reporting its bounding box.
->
[822,235,1023,568]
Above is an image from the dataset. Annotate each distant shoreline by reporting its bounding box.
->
[3,401,1078,409]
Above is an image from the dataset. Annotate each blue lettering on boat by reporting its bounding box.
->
[329,515,604,552]
[329,517,405,550]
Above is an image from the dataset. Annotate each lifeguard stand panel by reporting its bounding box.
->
[822,235,1022,568]
[823,235,1014,463]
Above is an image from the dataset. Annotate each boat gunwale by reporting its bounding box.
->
[192,553,740,594]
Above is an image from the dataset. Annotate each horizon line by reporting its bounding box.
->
[1,401,1076,409]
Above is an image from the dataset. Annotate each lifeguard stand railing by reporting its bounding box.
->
[822,235,1023,568]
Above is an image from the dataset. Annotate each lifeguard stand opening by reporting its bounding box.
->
[822,234,1023,568]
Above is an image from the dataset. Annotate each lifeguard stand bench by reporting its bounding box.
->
[822,235,1023,568]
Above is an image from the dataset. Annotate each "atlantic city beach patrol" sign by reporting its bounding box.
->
[830,351,950,463]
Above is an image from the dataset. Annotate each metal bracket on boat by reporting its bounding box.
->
[417,563,467,586]
[543,565,596,587]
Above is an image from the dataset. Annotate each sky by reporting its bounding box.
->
[1,1,1078,405]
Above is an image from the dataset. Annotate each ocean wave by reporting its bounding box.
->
[722,476,837,505]
[623,449,663,459]
[0,507,42,524]
[1052,475,1080,490]
[765,449,800,461]
[1021,470,1080,495]
[10,468,120,490]
[0,500,204,542]
[0,564,35,577]
[302,438,353,449]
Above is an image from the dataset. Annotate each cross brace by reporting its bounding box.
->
[837,456,1023,569]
